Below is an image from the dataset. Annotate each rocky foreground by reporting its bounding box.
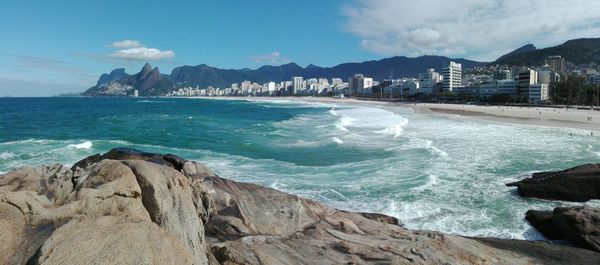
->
[507,163,600,253]
[2,148,599,265]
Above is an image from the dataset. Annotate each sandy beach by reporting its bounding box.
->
[228,96,600,132]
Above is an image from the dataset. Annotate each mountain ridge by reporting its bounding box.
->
[85,55,487,96]
[493,38,600,66]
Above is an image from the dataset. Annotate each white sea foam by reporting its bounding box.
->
[0,152,16,160]
[331,137,344,144]
[334,107,409,139]
[375,124,404,138]
[68,141,93,149]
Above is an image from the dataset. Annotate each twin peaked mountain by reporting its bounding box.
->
[84,38,600,96]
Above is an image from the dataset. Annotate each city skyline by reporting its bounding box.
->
[2,0,600,96]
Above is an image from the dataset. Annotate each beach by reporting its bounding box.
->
[235,96,600,131]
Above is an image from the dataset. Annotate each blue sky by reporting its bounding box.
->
[1,0,600,96]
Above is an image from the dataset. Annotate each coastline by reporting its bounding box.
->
[210,96,600,132]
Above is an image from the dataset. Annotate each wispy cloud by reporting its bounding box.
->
[8,55,96,85]
[0,77,88,97]
[107,40,175,61]
[12,55,91,76]
[249,51,291,65]
[341,0,600,61]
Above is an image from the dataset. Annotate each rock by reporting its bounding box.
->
[31,215,194,265]
[2,148,600,264]
[507,163,600,202]
[526,206,600,252]
[122,160,213,265]
[204,175,600,265]
[72,147,172,170]
[525,210,563,240]
[357,211,402,226]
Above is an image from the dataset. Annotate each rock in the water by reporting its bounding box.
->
[525,210,563,240]
[2,148,600,264]
[526,206,600,252]
[507,163,600,202]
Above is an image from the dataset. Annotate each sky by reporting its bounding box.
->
[1,0,600,96]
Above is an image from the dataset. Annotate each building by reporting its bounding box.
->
[518,68,538,100]
[537,65,552,85]
[406,79,420,96]
[265,82,276,93]
[292,77,304,94]
[241,81,251,91]
[331,78,343,86]
[545,55,565,75]
[348,74,373,95]
[497,80,518,95]
[493,68,512,80]
[442,62,462,92]
[590,74,600,85]
[419,68,441,95]
[529,84,549,104]
[479,83,498,99]
[133,90,139,97]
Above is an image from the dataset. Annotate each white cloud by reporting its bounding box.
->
[109,47,175,61]
[249,51,291,64]
[110,40,143,49]
[341,0,600,61]
[107,40,176,61]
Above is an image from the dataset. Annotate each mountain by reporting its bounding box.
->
[84,63,174,96]
[494,44,537,63]
[168,56,487,88]
[96,68,129,86]
[493,38,600,66]
[85,56,487,96]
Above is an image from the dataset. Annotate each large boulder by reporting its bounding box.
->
[507,163,600,202]
[1,147,600,264]
[526,206,600,252]
[0,148,217,265]
[30,215,194,265]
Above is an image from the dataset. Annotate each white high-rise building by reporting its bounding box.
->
[266,82,276,92]
[292,77,304,94]
[442,62,462,92]
[419,68,441,95]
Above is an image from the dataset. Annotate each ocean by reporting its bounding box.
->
[1,97,599,239]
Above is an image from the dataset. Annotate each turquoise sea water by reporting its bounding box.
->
[1,97,600,239]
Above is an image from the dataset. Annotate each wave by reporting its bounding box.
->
[328,108,338,116]
[0,152,16,160]
[333,107,409,138]
[331,137,344,144]
[137,100,168,103]
[411,174,439,191]
[375,124,404,138]
[67,140,93,149]
[587,145,600,157]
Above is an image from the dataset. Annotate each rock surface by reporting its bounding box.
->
[507,163,600,202]
[526,206,600,252]
[1,147,600,265]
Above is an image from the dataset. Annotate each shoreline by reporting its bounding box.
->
[209,96,600,132]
